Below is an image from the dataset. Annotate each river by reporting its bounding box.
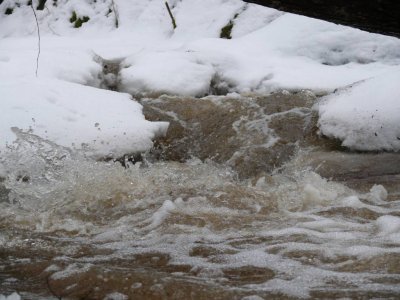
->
[1,90,400,299]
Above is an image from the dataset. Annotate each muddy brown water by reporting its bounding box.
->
[1,91,400,299]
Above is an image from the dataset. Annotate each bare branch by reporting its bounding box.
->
[30,1,41,77]
[165,1,177,29]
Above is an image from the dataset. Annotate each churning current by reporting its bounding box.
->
[1,92,400,299]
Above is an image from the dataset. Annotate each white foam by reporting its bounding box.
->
[103,292,128,300]
[241,296,265,300]
[368,184,388,203]
[376,215,400,235]
[341,195,364,207]
[147,199,177,229]
[51,263,93,280]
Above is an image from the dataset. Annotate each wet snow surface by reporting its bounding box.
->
[1,0,400,299]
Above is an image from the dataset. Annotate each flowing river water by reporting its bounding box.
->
[1,85,400,299]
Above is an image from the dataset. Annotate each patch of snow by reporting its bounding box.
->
[171,0,244,41]
[231,4,283,38]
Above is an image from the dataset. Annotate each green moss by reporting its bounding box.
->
[71,14,90,28]
[74,18,83,28]
[69,11,77,23]
[220,11,242,39]
[220,21,233,39]
[5,7,13,15]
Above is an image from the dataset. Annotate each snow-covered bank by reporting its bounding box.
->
[1,78,168,157]
[1,0,400,153]
[0,33,168,157]
[318,68,400,152]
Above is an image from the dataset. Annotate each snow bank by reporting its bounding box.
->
[117,3,400,96]
[1,0,400,96]
[0,1,170,158]
[318,68,400,151]
[120,51,215,97]
[0,78,168,157]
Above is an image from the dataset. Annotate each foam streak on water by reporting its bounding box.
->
[1,109,400,299]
